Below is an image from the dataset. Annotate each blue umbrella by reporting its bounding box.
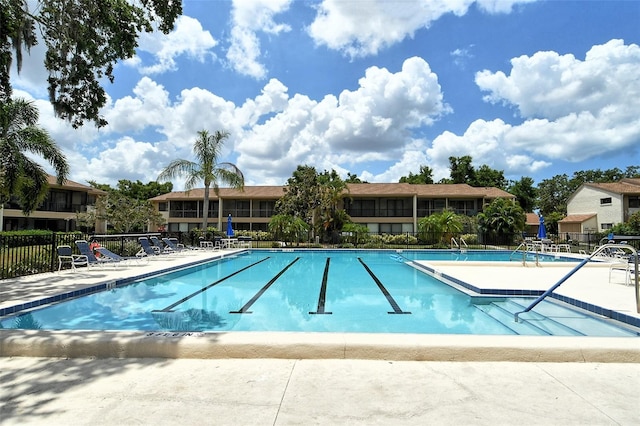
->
[226,214,234,237]
[537,215,547,239]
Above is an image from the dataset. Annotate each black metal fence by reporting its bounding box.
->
[0,230,623,280]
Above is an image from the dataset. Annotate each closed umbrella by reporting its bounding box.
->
[537,215,547,239]
[226,214,234,237]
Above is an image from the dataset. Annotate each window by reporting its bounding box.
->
[601,223,613,230]
[158,202,167,211]
[257,201,275,217]
[346,199,375,217]
[600,197,612,205]
[629,196,639,208]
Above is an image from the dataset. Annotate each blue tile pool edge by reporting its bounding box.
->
[410,262,640,330]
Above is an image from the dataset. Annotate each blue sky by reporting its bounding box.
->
[13,0,640,189]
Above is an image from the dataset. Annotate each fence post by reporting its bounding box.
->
[50,232,58,273]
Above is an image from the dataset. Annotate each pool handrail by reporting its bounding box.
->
[451,237,468,252]
[509,242,540,266]
[514,244,639,322]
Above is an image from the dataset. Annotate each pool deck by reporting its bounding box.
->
[1,249,639,425]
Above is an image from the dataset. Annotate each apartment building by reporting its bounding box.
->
[0,175,107,232]
[560,178,640,234]
[149,183,515,234]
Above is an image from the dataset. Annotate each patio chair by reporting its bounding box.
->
[198,237,215,249]
[57,245,89,272]
[75,240,116,267]
[237,236,253,248]
[609,255,638,286]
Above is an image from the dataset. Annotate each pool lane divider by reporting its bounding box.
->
[231,257,301,314]
[152,257,271,313]
[309,257,332,315]
[358,258,411,315]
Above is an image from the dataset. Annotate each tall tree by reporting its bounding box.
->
[275,165,320,219]
[116,179,173,201]
[537,174,572,216]
[1,0,182,127]
[508,177,538,212]
[157,130,244,230]
[449,156,475,184]
[399,165,434,184]
[473,164,507,189]
[345,172,366,183]
[0,97,69,213]
[317,169,349,240]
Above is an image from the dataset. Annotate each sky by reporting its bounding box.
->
[12,0,640,190]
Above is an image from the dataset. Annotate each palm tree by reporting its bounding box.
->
[418,210,463,245]
[157,130,244,229]
[0,98,69,213]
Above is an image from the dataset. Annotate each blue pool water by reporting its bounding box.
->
[1,250,636,336]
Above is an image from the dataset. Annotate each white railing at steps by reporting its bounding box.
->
[451,237,468,251]
[514,243,639,322]
[509,242,540,266]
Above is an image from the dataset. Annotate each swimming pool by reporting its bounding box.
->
[1,250,636,336]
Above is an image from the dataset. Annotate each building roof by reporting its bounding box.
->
[149,186,286,201]
[525,213,540,225]
[559,213,597,223]
[149,183,515,201]
[620,177,640,186]
[47,175,107,195]
[582,181,640,195]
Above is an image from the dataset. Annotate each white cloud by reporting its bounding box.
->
[475,0,536,13]
[131,15,218,74]
[472,39,640,162]
[71,56,447,187]
[226,0,293,79]
[235,57,449,184]
[104,77,171,133]
[78,137,165,185]
[308,0,534,58]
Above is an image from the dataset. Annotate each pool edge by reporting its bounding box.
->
[1,330,638,362]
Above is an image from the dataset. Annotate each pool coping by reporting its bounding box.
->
[1,329,639,362]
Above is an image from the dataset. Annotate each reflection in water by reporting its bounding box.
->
[152,308,226,331]
[6,313,43,330]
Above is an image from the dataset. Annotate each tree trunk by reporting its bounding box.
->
[202,184,210,230]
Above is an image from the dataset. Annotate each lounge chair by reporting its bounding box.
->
[137,237,169,259]
[137,237,158,257]
[163,237,201,253]
[57,245,89,271]
[75,240,116,267]
[149,236,175,254]
[95,246,148,265]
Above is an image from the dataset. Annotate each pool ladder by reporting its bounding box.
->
[451,237,468,252]
[509,242,540,266]
[514,244,639,322]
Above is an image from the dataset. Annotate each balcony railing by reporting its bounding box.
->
[346,208,413,218]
